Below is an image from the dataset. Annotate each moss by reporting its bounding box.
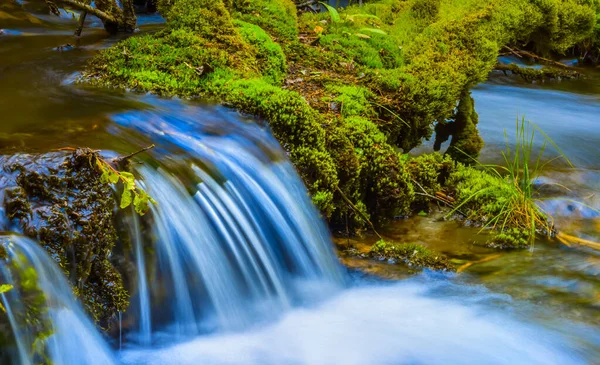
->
[324,84,376,118]
[318,29,405,69]
[0,150,129,329]
[407,153,456,207]
[217,78,326,149]
[446,165,515,225]
[0,253,54,364]
[488,228,532,249]
[85,0,257,96]
[234,20,287,84]
[82,0,598,225]
[370,239,455,271]
[290,146,339,217]
[410,0,441,22]
[342,117,414,221]
[232,0,299,40]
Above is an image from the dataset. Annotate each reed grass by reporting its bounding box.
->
[450,116,573,244]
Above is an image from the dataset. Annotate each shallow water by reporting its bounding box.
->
[1,6,600,365]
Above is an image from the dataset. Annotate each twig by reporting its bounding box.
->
[57,0,119,24]
[113,144,155,164]
[411,179,467,217]
[335,186,383,241]
[503,45,522,58]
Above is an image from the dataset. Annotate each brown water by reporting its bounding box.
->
[2,4,600,363]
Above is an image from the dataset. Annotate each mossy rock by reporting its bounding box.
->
[0,150,128,328]
[370,239,455,272]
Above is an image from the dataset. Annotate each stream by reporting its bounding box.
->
[1,8,600,365]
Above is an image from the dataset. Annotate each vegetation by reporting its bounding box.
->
[369,239,454,271]
[79,0,598,231]
[446,117,572,247]
[96,157,157,216]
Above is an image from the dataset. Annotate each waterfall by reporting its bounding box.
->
[113,105,345,340]
[0,235,116,365]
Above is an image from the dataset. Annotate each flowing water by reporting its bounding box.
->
[1,5,600,365]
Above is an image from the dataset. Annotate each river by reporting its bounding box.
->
[1,8,599,365]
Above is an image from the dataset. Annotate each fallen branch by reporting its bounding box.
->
[335,186,383,241]
[57,0,119,24]
[494,63,580,81]
[502,46,574,69]
[74,0,92,37]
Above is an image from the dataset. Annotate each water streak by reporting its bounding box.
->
[0,235,116,365]
[114,105,344,339]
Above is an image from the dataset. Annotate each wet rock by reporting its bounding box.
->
[53,43,75,52]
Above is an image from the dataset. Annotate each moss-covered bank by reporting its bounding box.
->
[82,0,598,227]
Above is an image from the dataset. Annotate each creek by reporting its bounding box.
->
[1,10,599,365]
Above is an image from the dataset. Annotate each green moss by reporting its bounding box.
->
[411,0,441,23]
[407,152,456,207]
[234,20,287,84]
[83,0,598,226]
[0,254,54,364]
[446,165,515,224]
[495,63,581,81]
[370,239,454,271]
[324,84,375,118]
[342,117,414,221]
[232,0,299,40]
[217,78,326,149]
[488,228,532,249]
[85,0,257,96]
[318,29,405,69]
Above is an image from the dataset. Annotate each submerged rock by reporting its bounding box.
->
[368,240,455,272]
[0,149,128,329]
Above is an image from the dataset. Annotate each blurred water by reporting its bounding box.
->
[0,236,116,365]
[120,279,592,365]
[1,5,599,365]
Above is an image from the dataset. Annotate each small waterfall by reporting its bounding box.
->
[114,105,345,339]
[131,211,152,345]
[0,235,116,365]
